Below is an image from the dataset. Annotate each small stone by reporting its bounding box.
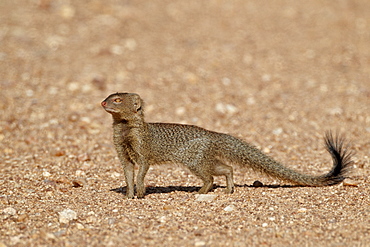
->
[195,241,206,247]
[80,162,92,170]
[17,214,28,222]
[193,229,204,236]
[343,179,359,187]
[67,82,80,92]
[262,74,271,82]
[60,5,75,19]
[328,107,343,116]
[252,180,263,187]
[76,223,84,229]
[163,205,174,210]
[110,45,124,55]
[72,180,83,188]
[175,107,186,116]
[9,236,21,245]
[124,38,137,51]
[59,209,77,224]
[222,77,231,85]
[53,229,66,237]
[80,117,91,124]
[195,194,217,201]
[111,172,121,179]
[51,149,66,157]
[297,208,307,213]
[75,170,86,177]
[77,153,91,162]
[68,112,80,122]
[86,215,98,224]
[42,171,51,177]
[273,128,283,136]
[215,103,238,115]
[45,232,56,240]
[223,205,235,212]
[159,216,166,223]
[3,207,17,215]
[57,176,71,185]
[262,223,268,227]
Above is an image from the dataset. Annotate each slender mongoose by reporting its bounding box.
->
[101,92,353,199]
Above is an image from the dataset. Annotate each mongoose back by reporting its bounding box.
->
[101,92,353,199]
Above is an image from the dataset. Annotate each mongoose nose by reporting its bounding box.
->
[101,101,107,107]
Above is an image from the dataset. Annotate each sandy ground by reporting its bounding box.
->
[1,0,370,246]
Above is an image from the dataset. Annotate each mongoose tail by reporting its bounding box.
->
[221,131,353,186]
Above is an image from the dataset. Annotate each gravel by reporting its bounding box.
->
[1,1,370,246]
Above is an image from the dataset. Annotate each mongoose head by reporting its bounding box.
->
[101,93,144,121]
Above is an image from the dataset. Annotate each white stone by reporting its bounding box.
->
[195,194,217,201]
[297,208,307,213]
[223,205,235,212]
[59,209,77,224]
[3,207,17,215]
[42,171,51,177]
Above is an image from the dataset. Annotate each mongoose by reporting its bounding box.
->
[101,92,353,199]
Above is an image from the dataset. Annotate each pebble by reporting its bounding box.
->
[343,179,359,187]
[215,103,238,115]
[111,172,121,179]
[252,180,263,187]
[42,171,51,177]
[195,241,206,247]
[175,107,186,116]
[195,194,217,201]
[75,170,86,177]
[273,128,283,136]
[3,207,17,215]
[76,223,85,229]
[59,209,77,224]
[72,180,84,188]
[223,205,235,212]
[297,208,307,213]
[60,5,75,19]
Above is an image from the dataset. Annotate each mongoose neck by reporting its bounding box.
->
[113,117,147,129]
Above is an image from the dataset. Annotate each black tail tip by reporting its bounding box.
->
[324,131,354,185]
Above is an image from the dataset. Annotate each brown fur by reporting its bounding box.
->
[101,92,353,199]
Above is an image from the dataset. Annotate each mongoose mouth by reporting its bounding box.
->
[103,107,119,113]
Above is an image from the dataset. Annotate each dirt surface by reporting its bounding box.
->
[1,0,370,246]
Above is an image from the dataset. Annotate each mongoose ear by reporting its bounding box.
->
[133,97,143,113]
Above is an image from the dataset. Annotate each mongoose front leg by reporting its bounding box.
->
[136,157,150,198]
[122,162,135,199]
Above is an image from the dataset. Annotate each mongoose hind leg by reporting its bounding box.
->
[189,167,214,194]
[212,161,235,194]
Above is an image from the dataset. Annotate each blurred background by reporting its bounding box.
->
[1,1,370,246]
[1,0,369,154]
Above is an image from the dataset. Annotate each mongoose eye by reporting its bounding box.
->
[113,98,122,103]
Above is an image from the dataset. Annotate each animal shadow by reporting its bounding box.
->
[110,183,302,196]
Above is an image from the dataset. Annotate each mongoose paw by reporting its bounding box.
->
[136,194,145,199]
[197,189,209,194]
[224,187,235,194]
[126,194,135,199]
